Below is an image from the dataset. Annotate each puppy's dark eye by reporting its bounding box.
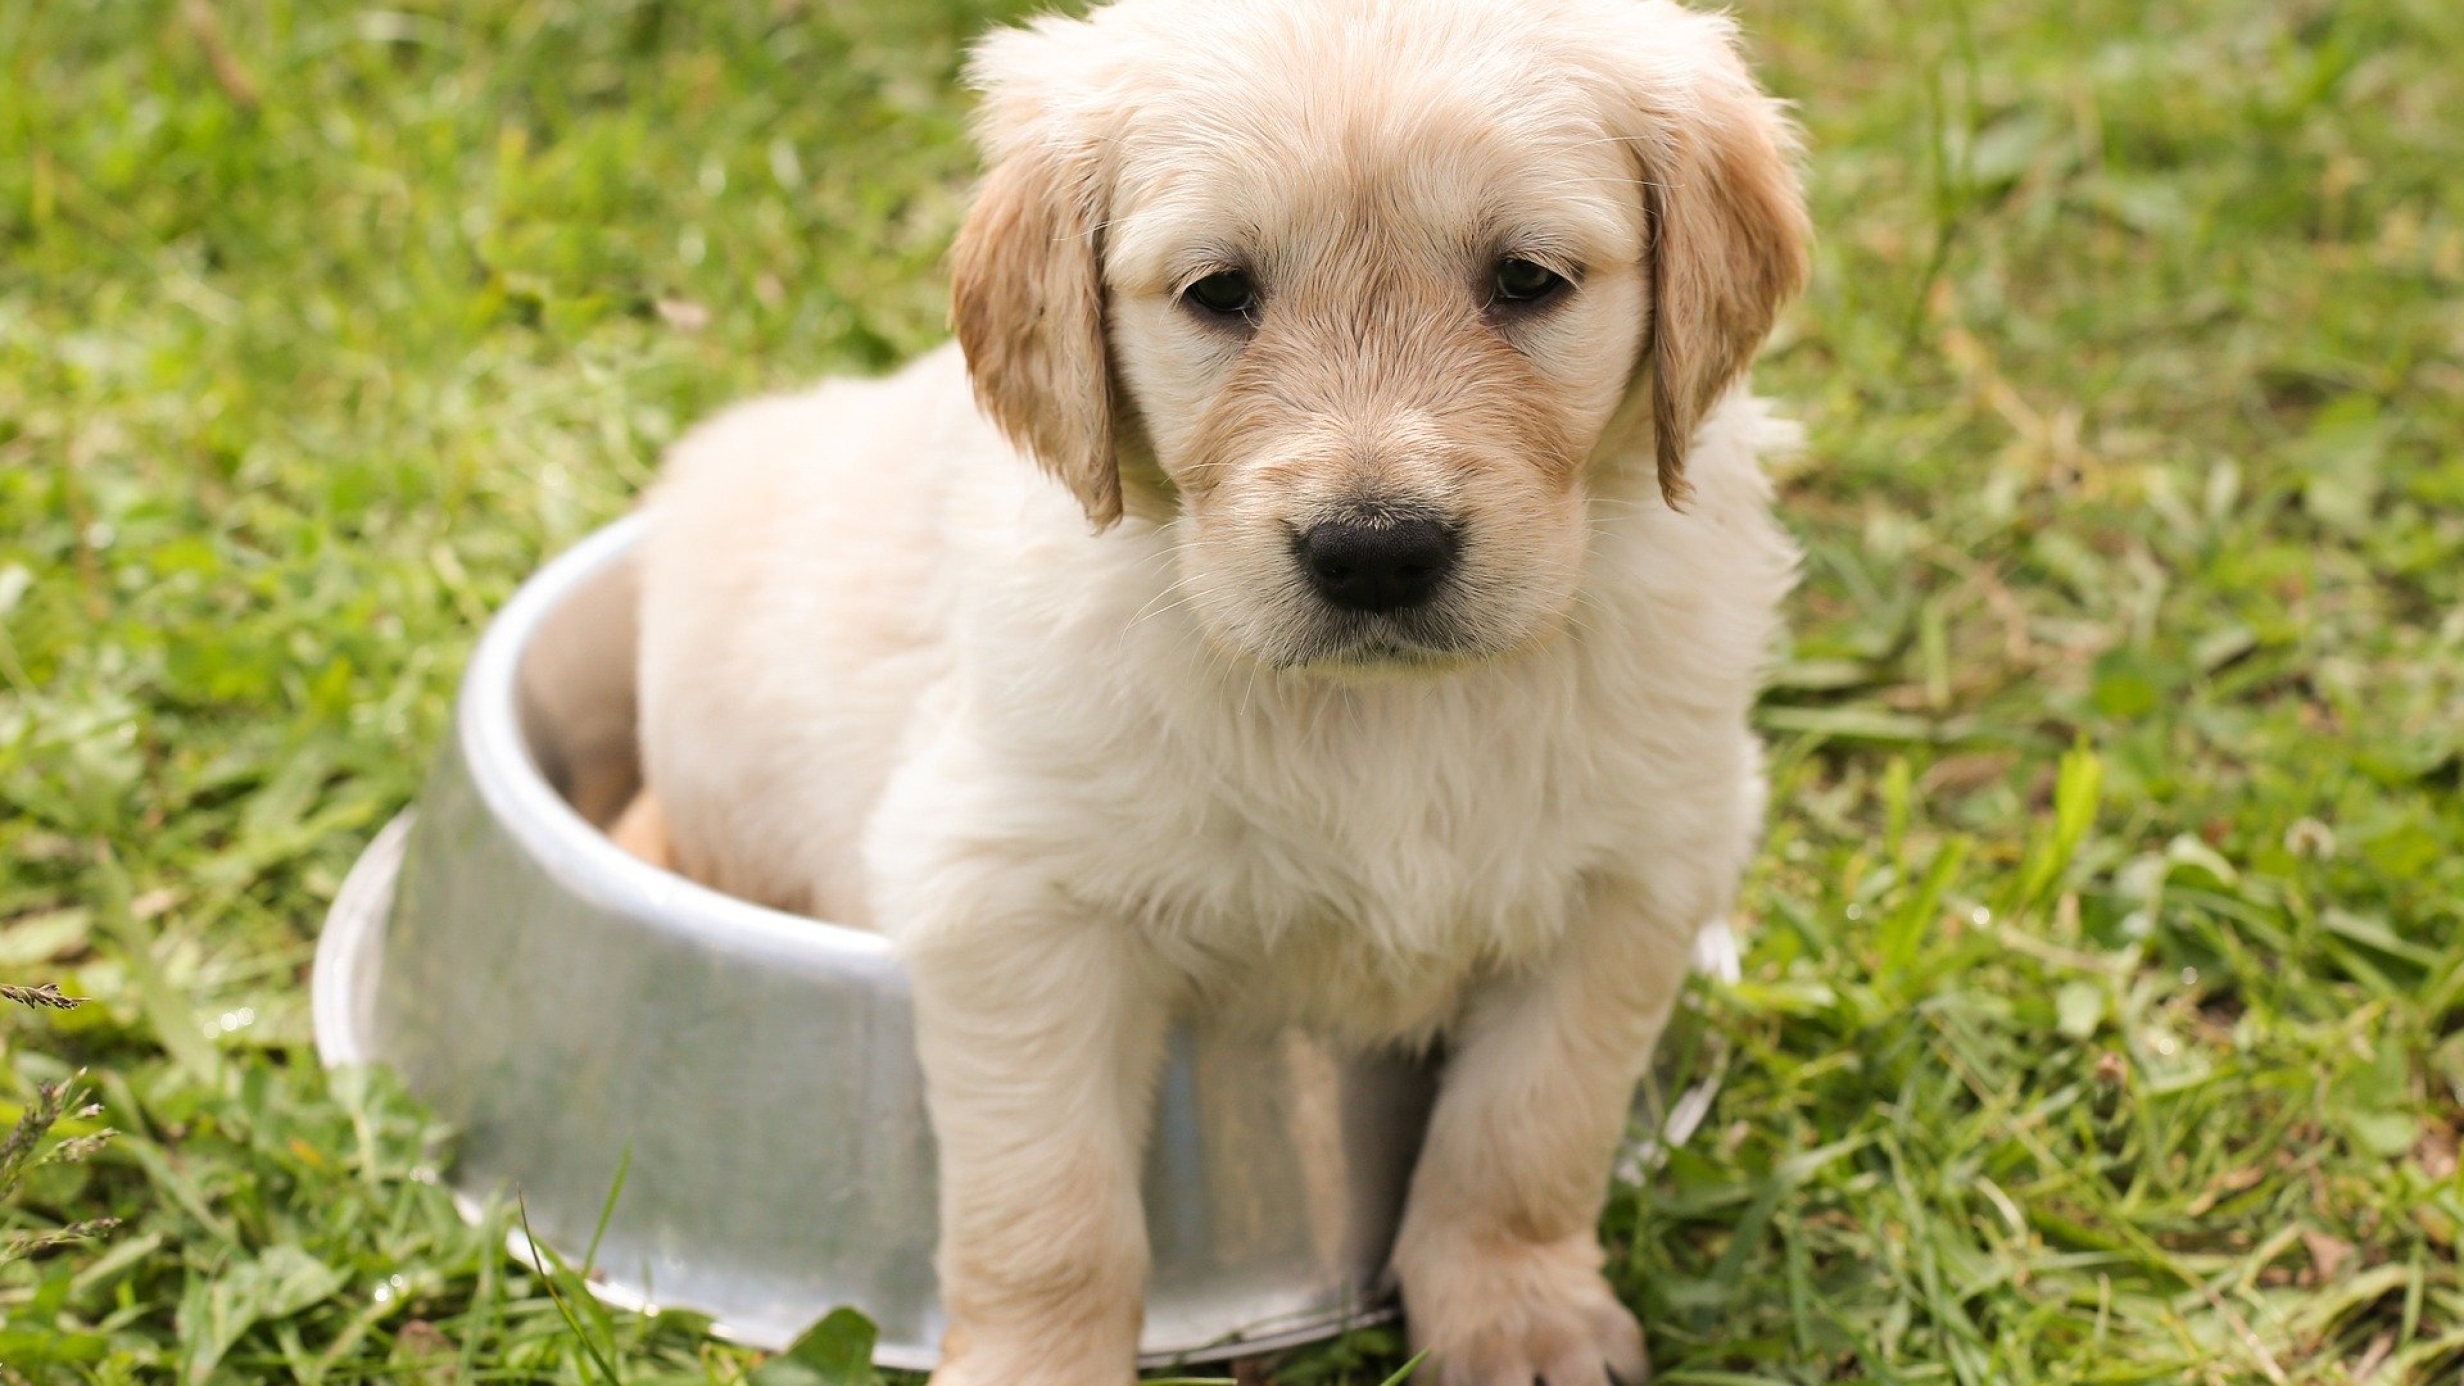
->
[1492,258,1569,306]
[1183,269,1257,318]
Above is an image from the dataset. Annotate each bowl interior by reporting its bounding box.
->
[512,540,647,832]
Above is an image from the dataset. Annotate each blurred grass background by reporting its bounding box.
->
[3,0,2463,1381]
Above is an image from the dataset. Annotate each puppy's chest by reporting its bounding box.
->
[1092,694,1618,1025]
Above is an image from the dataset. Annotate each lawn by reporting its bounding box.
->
[4,0,2463,1381]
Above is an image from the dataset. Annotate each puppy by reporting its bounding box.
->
[632,1,1808,1382]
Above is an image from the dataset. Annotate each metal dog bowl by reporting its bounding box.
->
[312,515,1739,1369]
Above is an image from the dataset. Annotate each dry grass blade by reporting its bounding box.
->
[3,1218,124,1262]
[177,0,260,110]
[0,982,86,1011]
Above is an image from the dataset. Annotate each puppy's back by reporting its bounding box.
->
[632,346,976,922]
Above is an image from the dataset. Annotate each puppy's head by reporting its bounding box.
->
[951,0,1808,671]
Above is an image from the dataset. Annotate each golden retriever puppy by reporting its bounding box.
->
[632,0,1808,1381]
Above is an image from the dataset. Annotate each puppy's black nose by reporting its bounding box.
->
[1298,518,1457,613]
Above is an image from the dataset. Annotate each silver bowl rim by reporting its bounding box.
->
[437,514,907,985]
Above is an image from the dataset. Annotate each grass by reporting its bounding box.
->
[3,0,2462,1380]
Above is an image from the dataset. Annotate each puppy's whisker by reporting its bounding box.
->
[1128,589,1203,630]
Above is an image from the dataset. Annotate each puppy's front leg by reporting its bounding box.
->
[900,870,1169,1386]
[1394,878,1702,1386]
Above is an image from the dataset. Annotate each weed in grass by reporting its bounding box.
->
[747,1309,878,1386]
[1,989,118,1274]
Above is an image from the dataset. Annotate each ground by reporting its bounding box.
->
[3,0,2463,1382]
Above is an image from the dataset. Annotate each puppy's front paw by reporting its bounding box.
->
[926,1325,1138,1386]
[928,1354,1134,1386]
[1398,1231,1648,1386]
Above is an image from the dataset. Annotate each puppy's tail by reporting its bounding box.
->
[607,789,676,872]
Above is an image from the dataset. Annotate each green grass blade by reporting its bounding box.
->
[1376,1348,1432,1385]
[517,1194,627,1386]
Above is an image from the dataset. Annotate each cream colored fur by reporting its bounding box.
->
[633,1,1808,1382]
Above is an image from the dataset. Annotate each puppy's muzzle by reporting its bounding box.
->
[1295,515,1459,614]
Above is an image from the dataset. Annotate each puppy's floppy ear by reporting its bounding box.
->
[950,22,1122,527]
[1597,4,1811,507]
